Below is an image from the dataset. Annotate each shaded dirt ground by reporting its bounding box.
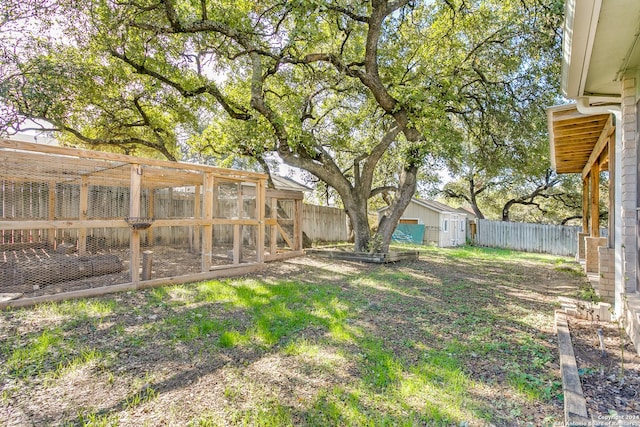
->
[2,246,261,298]
[569,315,640,421]
[0,249,608,426]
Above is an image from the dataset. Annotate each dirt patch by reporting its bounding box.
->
[2,246,261,299]
[568,315,640,420]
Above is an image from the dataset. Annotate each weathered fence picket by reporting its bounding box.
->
[1,181,347,246]
[302,204,347,242]
[474,219,607,256]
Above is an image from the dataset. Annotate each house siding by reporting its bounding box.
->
[621,76,637,294]
[403,203,442,245]
[439,213,451,247]
[378,199,471,247]
[451,214,466,246]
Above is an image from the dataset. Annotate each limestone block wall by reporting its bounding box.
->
[585,236,607,273]
[577,232,588,260]
[597,246,615,304]
[624,294,640,355]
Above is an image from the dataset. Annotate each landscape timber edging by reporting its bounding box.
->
[555,310,590,425]
[0,263,265,310]
[305,249,420,264]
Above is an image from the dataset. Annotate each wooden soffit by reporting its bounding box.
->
[547,104,613,175]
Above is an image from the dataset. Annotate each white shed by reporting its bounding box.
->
[377,198,473,247]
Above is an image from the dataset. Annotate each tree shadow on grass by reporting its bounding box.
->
[0,252,579,425]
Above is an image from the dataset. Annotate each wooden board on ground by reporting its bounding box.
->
[306,249,419,264]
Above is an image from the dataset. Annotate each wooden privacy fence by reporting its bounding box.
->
[302,204,347,242]
[1,181,347,247]
[474,219,608,256]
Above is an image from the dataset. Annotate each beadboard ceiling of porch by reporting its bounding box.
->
[547,105,611,174]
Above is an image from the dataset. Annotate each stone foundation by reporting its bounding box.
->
[584,236,607,273]
[558,296,612,322]
[576,232,589,261]
[597,247,615,304]
[624,293,640,355]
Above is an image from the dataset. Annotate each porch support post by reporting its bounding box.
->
[590,162,600,237]
[582,177,589,234]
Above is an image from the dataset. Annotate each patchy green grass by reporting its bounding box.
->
[0,245,584,426]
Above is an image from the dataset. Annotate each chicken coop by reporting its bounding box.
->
[0,140,303,307]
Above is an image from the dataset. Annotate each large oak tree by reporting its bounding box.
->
[1,0,563,252]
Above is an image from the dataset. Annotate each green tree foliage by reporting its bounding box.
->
[437,0,566,222]
[0,0,564,251]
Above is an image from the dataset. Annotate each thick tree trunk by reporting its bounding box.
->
[376,166,418,253]
[345,216,355,243]
[344,199,371,253]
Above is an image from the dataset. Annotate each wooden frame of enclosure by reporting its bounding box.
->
[0,139,303,308]
[547,105,615,242]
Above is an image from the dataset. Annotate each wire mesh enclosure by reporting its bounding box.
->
[0,140,303,307]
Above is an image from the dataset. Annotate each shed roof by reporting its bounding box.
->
[378,198,460,215]
[270,175,312,192]
[454,206,477,219]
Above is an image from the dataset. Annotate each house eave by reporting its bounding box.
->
[562,0,640,99]
[561,0,601,99]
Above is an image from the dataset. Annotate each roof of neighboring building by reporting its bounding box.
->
[454,206,477,219]
[412,198,457,213]
[377,198,462,215]
[270,175,312,192]
[3,132,58,146]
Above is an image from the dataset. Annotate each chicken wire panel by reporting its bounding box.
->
[1,227,129,298]
[239,184,258,220]
[274,199,297,252]
[276,200,295,220]
[141,226,202,280]
[0,180,129,221]
[151,187,198,219]
[241,226,259,264]
[211,224,235,267]
[0,142,272,303]
[0,151,132,215]
[0,181,50,220]
[147,225,198,249]
[86,185,131,219]
[208,224,259,266]
[1,227,48,246]
[215,181,257,219]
